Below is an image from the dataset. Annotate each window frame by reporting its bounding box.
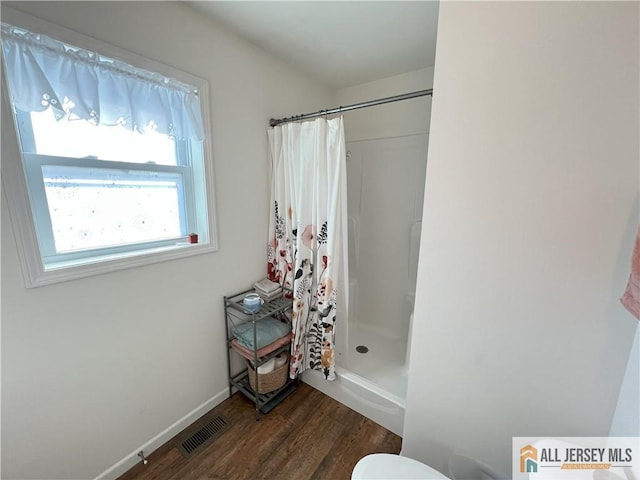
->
[1,7,219,288]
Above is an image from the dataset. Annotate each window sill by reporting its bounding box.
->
[28,240,218,288]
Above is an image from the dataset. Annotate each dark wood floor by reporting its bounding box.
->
[118,382,402,480]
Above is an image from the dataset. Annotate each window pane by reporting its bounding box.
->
[42,165,184,254]
[27,108,178,166]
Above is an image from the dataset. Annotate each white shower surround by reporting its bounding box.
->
[346,134,427,341]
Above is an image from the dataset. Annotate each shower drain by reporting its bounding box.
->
[355,345,369,354]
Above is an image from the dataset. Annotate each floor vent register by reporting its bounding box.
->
[175,414,230,457]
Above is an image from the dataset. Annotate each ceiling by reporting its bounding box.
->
[184,1,439,90]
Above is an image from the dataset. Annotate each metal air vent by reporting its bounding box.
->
[175,414,230,457]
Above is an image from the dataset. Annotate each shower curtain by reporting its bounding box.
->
[267,117,347,381]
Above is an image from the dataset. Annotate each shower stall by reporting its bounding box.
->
[304,132,428,436]
[344,133,427,396]
[271,89,430,435]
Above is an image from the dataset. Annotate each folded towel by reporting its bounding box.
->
[255,283,281,293]
[232,316,291,350]
[231,332,293,361]
[256,289,283,302]
[621,225,640,320]
[254,278,281,294]
[255,287,282,299]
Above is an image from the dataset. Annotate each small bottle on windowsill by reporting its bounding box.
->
[188,233,198,244]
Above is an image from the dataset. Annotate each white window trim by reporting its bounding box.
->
[1,7,219,288]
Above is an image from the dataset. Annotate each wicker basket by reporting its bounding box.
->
[247,356,289,394]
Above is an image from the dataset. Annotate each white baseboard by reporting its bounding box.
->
[94,387,229,480]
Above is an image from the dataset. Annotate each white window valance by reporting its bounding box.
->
[1,23,205,141]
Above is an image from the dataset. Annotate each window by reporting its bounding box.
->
[1,11,217,287]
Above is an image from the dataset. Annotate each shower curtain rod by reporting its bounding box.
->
[269,88,433,127]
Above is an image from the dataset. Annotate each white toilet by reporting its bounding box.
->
[351,454,451,480]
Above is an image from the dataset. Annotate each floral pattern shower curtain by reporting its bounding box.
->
[267,117,347,381]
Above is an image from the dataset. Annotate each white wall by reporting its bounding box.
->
[0,2,331,479]
[610,328,640,436]
[403,2,639,477]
